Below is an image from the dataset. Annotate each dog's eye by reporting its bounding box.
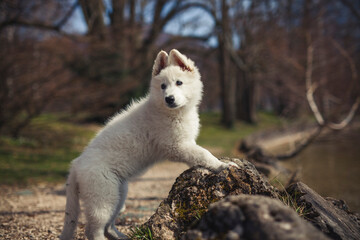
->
[176,80,183,86]
[161,84,166,90]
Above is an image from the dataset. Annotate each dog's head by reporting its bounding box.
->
[150,49,203,111]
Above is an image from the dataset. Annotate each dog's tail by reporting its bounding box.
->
[60,168,80,240]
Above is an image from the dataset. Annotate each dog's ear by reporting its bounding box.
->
[168,49,194,72]
[152,50,168,77]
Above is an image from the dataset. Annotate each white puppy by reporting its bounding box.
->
[60,49,235,240]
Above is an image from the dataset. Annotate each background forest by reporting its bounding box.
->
[1,0,359,136]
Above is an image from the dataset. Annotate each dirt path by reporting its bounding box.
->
[0,161,188,239]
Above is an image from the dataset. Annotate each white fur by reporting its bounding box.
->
[60,49,234,240]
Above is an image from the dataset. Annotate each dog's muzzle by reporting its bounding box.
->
[165,96,176,108]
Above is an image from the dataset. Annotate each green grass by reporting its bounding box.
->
[271,178,309,218]
[128,226,154,240]
[0,111,285,186]
[0,114,97,185]
[198,111,286,157]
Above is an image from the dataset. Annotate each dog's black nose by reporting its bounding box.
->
[165,96,175,105]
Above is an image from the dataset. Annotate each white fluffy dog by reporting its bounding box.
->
[60,49,235,240]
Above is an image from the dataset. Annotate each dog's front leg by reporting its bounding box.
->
[170,142,236,172]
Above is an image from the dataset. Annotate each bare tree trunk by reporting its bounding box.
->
[79,0,106,39]
[129,0,136,27]
[111,0,125,31]
[236,69,257,124]
[218,0,236,128]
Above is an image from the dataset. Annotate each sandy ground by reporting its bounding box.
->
[0,161,189,239]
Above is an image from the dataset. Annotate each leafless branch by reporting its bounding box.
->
[305,43,325,125]
[327,97,360,130]
[331,39,358,83]
[305,40,359,130]
[225,35,248,72]
[0,19,62,31]
[338,0,360,21]
[55,1,79,29]
[0,1,79,32]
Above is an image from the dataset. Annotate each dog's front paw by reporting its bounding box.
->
[214,161,238,172]
[226,161,239,168]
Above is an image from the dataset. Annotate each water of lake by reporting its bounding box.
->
[283,128,360,213]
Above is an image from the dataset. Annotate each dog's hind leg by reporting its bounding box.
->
[105,180,129,239]
[82,173,123,240]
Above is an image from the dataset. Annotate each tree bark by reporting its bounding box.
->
[218,0,236,128]
[236,69,257,123]
[79,0,106,39]
[111,0,125,31]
